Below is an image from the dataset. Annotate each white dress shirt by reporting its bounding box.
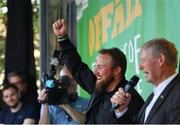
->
[144,73,177,122]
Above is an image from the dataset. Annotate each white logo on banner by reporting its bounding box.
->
[76,0,89,20]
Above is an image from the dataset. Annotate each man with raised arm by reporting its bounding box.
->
[51,19,144,124]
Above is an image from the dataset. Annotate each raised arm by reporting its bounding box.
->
[52,19,67,36]
[52,19,96,94]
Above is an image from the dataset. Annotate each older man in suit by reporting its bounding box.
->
[111,38,180,124]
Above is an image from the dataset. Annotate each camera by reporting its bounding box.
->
[42,73,71,105]
[41,50,71,105]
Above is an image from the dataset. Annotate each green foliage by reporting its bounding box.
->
[0,0,7,84]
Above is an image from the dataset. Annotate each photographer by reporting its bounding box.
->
[38,65,89,124]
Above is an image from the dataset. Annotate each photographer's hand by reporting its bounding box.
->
[38,89,50,124]
[52,19,67,37]
[59,104,86,123]
[38,88,48,104]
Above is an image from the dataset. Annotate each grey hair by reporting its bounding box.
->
[142,38,178,69]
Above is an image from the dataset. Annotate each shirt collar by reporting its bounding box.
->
[153,73,177,96]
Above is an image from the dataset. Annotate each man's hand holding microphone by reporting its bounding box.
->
[111,87,131,113]
[111,75,140,116]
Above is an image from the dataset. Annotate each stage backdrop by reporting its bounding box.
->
[76,0,180,100]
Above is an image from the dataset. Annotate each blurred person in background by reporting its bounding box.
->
[0,84,37,124]
[7,72,40,121]
[7,72,37,105]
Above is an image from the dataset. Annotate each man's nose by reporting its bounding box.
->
[94,69,100,77]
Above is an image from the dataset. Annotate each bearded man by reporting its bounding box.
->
[51,18,144,124]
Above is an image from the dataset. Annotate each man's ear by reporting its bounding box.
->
[159,53,166,66]
[113,66,121,76]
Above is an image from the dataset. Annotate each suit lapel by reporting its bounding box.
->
[145,74,180,123]
[136,93,154,123]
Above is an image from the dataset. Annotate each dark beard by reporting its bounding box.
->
[96,75,114,93]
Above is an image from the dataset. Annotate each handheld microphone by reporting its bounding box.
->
[111,75,140,111]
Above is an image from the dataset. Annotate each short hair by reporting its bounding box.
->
[99,47,127,76]
[7,72,27,83]
[142,38,178,69]
[2,84,18,93]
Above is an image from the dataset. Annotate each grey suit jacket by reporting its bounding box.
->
[136,73,180,124]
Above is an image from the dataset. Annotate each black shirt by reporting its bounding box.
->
[0,104,37,124]
[58,37,144,124]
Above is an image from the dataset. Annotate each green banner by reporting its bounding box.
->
[76,0,180,100]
